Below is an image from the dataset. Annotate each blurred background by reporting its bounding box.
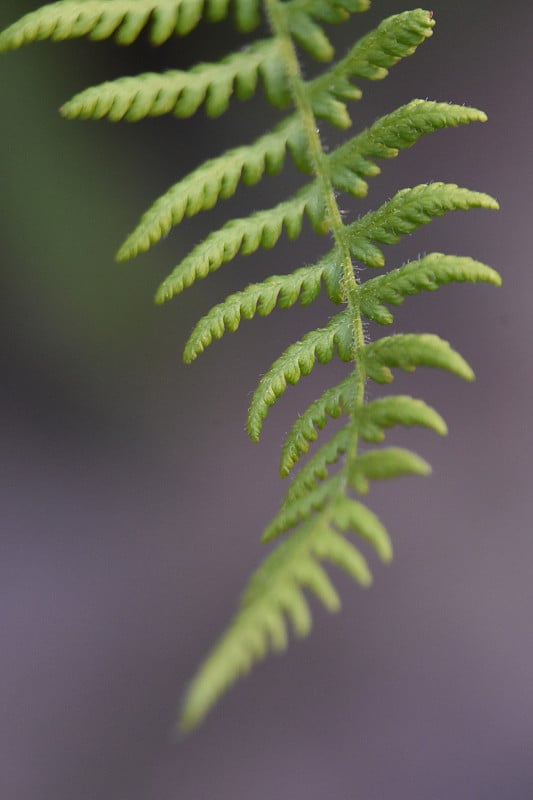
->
[1,1,532,798]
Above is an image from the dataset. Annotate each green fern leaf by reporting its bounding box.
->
[155,186,328,303]
[182,270,313,361]
[61,39,289,121]
[181,513,371,731]
[328,100,488,197]
[154,134,486,306]
[247,311,354,442]
[284,5,335,62]
[262,475,342,541]
[116,118,309,260]
[349,446,431,494]
[180,191,497,364]
[330,496,392,560]
[284,426,352,503]
[0,0,264,53]
[358,395,447,441]
[1,0,501,733]
[348,184,499,268]
[364,333,475,384]
[311,525,372,585]
[289,0,370,19]
[118,51,466,262]
[281,391,447,477]
[263,481,393,562]
[119,100,487,265]
[283,0,370,62]
[182,258,336,362]
[341,8,435,80]
[308,9,434,127]
[360,253,502,324]
[279,375,354,476]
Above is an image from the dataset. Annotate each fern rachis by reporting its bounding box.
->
[0,1,500,732]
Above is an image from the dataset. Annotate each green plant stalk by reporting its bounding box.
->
[265,0,366,493]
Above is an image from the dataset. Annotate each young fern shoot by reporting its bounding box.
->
[0,1,501,732]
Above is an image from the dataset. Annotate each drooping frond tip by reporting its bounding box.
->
[179,506,377,732]
[180,435,435,731]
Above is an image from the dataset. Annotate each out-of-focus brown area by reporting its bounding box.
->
[1,1,532,798]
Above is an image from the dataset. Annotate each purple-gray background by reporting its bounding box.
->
[1,1,532,798]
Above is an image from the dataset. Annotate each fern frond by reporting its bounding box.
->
[117,16,440,255]
[121,100,485,262]
[360,253,502,324]
[287,0,370,21]
[263,481,393,563]
[338,8,435,81]
[281,391,446,476]
[284,425,352,503]
[308,9,434,127]
[328,100,487,197]
[358,395,447,441]
[2,0,500,734]
[262,474,342,540]
[348,446,431,494]
[118,68,471,263]
[328,496,392,559]
[348,184,499,268]
[0,0,264,53]
[364,333,475,384]
[181,511,371,732]
[283,0,369,61]
[183,252,340,361]
[116,118,309,260]
[264,465,394,560]
[165,188,499,354]
[279,375,354,476]
[155,186,328,303]
[183,426,408,729]
[61,39,290,121]
[164,131,498,305]
[247,311,354,441]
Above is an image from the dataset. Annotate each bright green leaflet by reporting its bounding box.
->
[0,1,500,732]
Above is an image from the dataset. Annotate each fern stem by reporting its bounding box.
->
[264,0,367,471]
